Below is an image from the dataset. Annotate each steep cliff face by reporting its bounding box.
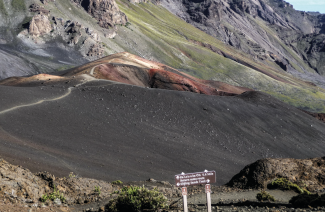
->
[72,0,128,28]
[161,0,325,77]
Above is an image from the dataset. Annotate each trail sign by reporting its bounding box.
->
[175,170,216,187]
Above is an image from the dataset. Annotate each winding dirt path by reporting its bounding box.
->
[0,79,93,116]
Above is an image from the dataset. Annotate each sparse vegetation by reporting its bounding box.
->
[11,0,25,11]
[268,178,310,194]
[41,185,66,203]
[112,180,123,185]
[256,190,275,202]
[69,172,76,178]
[290,193,325,208]
[94,186,101,195]
[106,186,168,212]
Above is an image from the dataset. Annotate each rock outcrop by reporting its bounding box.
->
[29,3,50,15]
[227,157,325,192]
[72,0,128,28]
[29,14,52,37]
[0,158,113,204]
[24,4,106,60]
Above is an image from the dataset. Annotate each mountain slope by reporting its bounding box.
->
[161,0,325,76]
[0,0,325,112]
[116,0,325,112]
[0,63,325,184]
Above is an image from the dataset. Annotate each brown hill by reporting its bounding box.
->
[0,52,251,96]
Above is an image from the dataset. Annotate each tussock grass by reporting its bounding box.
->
[256,190,275,202]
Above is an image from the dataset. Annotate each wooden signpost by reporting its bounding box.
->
[205,184,212,212]
[175,170,216,212]
[182,187,188,212]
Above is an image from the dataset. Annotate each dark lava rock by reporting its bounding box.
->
[227,157,325,192]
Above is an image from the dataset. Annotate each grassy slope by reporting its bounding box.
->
[117,1,325,112]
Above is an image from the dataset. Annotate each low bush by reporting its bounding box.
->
[41,185,66,203]
[256,190,275,202]
[268,178,310,194]
[94,186,101,195]
[290,193,325,208]
[106,186,168,212]
[112,180,123,185]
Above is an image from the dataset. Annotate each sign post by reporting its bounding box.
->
[182,187,188,212]
[205,184,212,212]
[175,171,216,212]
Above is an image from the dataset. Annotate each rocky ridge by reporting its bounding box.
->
[0,0,129,80]
[19,1,112,60]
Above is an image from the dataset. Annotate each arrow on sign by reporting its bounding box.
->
[177,183,180,186]
[207,179,210,183]
[176,176,179,179]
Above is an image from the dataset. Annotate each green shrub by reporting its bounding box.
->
[290,193,325,208]
[95,186,101,195]
[256,190,275,202]
[11,0,25,11]
[112,180,123,185]
[106,186,168,212]
[268,178,310,194]
[69,172,76,178]
[41,185,66,203]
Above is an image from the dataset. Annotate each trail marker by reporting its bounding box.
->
[175,171,215,212]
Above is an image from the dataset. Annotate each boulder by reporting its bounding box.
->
[227,157,325,192]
